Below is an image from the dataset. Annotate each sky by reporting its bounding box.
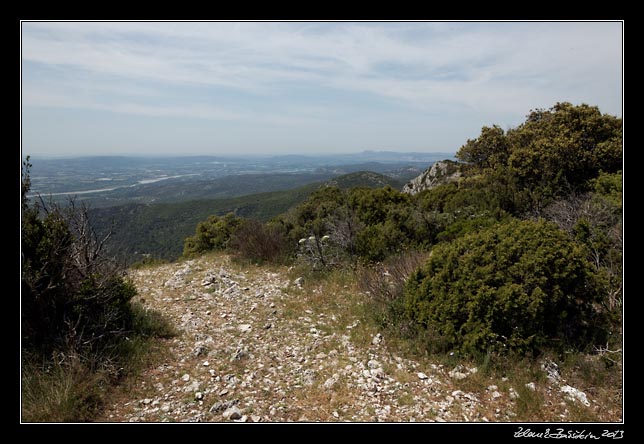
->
[21,21,623,157]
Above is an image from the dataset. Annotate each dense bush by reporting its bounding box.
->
[183,212,244,256]
[358,251,429,334]
[229,219,291,264]
[457,102,622,215]
[591,170,622,211]
[543,174,622,313]
[404,219,607,355]
[21,188,138,353]
[272,185,439,265]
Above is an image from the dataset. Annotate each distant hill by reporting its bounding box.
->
[324,171,404,190]
[92,171,402,263]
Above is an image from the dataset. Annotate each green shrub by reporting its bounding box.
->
[355,221,409,262]
[183,212,244,256]
[591,170,622,211]
[21,208,74,349]
[542,187,622,313]
[21,201,139,353]
[22,158,177,421]
[404,219,606,355]
[71,276,138,347]
[277,185,432,265]
[435,211,501,243]
[358,251,429,334]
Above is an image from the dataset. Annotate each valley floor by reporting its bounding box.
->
[97,254,621,423]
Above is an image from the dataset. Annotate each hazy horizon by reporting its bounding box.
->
[22,21,623,157]
[24,149,459,160]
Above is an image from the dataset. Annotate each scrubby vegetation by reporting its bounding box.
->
[21,157,176,422]
[186,102,622,361]
[404,220,607,355]
[183,213,244,257]
[90,172,403,263]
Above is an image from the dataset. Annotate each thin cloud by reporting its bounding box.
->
[21,21,622,155]
[22,22,621,112]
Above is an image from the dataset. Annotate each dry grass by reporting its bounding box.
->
[559,352,623,422]
[22,304,177,423]
[289,383,359,422]
[22,353,108,422]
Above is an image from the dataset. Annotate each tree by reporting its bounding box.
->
[456,125,509,170]
[455,103,622,215]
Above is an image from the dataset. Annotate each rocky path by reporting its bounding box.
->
[98,255,596,423]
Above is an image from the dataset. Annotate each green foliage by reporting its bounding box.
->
[22,163,139,354]
[591,171,622,211]
[181,179,414,266]
[21,211,137,353]
[457,125,510,170]
[91,182,323,262]
[349,186,416,262]
[456,102,622,214]
[275,185,439,264]
[290,186,346,240]
[21,208,74,348]
[543,186,622,313]
[358,251,429,334]
[404,220,607,355]
[72,276,138,344]
[183,212,243,256]
[435,211,500,243]
[414,177,511,243]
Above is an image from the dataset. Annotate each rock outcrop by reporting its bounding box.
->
[402,160,462,195]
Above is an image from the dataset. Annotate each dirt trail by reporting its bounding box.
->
[97,255,581,423]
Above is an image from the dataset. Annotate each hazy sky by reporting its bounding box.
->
[21,21,623,157]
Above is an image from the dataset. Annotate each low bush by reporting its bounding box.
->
[358,251,428,337]
[404,219,608,355]
[21,303,176,423]
[183,212,243,257]
[229,219,292,264]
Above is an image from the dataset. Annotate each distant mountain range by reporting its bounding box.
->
[27,152,453,207]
